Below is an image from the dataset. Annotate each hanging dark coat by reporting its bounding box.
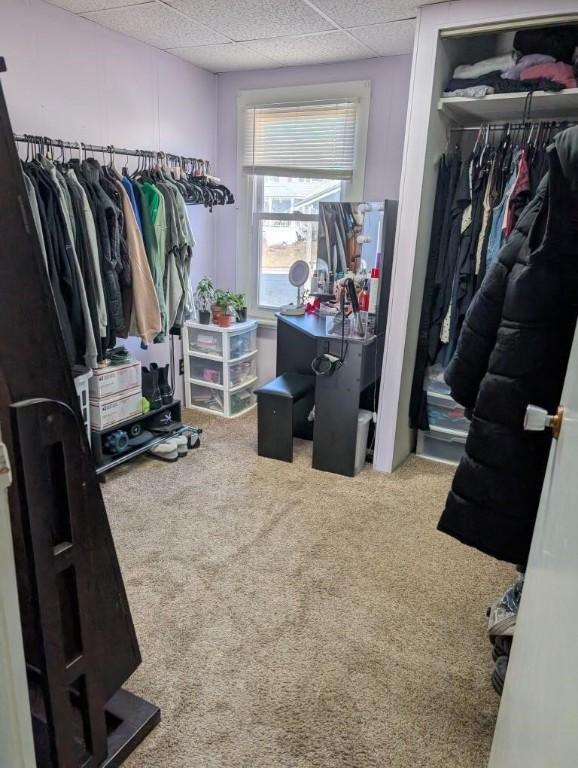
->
[438,127,578,565]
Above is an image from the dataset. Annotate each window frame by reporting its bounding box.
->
[237,81,371,322]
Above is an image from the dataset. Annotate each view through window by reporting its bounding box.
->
[255,175,341,308]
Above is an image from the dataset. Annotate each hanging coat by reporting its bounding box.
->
[438,126,578,565]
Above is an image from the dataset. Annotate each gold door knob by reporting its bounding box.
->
[524,405,565,439]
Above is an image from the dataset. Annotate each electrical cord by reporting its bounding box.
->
[169,332,176,397]
[311,290,349,377]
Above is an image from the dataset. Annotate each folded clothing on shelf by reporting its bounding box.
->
[442,85,495,99]
[520,61,577,89]
[514,25,578,64]
[452,53,517,80]
[444,71,564,96]
[502,53,555,79]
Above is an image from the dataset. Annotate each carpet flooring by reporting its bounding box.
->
[102,409,512,768]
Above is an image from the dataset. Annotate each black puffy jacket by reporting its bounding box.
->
[438,128,578,565]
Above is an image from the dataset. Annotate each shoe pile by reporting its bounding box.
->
[487,573,524,695]
[147,428,201,463]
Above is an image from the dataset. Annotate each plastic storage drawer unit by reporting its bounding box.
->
[417,428,466,465]
[426,391,470,437]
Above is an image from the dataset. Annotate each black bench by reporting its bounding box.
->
[255,373,315,462]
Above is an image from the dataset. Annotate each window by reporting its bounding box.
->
[237,82,370,319]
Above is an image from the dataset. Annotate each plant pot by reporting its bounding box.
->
[236,307,247,323]
[217,313,232,328]
[199,309,211,325]
[211,304,223,324]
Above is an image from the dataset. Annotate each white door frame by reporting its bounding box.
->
[0,430,36,768]
[373,0,578,472]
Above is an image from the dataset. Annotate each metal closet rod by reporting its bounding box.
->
[13,133,208,165]
[450,120,577,133]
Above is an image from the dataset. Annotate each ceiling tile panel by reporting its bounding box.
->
[169,43,278,72]
[245,31,372,67]
[82,1,228,49]
[309,0,436,28]
[46,0,147,11]
[351,19,416,57]
[167,0,334,42]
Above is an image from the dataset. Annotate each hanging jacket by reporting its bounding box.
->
[114,181,161,345]
[438,126,578,565]
[23,166,78,365]
[78,159,124,348]
[25,162,86,364]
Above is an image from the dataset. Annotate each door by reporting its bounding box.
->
[0,428,36,768]
[489,321,578,767]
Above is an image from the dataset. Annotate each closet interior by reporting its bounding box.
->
[409,20,578,467]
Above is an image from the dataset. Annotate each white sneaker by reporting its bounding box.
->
[147,438,179,462]
[173,434,189,457]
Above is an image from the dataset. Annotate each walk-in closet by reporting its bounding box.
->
[2,1,578,767]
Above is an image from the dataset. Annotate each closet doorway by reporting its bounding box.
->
[374,2,578,473]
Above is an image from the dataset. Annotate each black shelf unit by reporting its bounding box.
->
[92,399,184,475]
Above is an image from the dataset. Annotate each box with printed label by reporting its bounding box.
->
[89,360,141,400]
[90,386,143,431]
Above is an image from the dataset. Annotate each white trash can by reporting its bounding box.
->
[354,409,373,475]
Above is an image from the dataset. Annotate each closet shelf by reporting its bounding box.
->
[438,88,578,126]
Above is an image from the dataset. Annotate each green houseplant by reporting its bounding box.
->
[194,277,215,324]
[231,292,247,323]
[215,290,236,328]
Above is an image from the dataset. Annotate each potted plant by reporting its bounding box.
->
[215,291,235,328]
[211,288,225,324]
[231,292,247,323]
[194,277,215,325]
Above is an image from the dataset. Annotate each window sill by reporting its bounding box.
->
[249,316,277,329]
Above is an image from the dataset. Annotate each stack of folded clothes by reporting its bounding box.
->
[443,24,578,98]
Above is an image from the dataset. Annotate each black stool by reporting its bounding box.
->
[255,373,315,462]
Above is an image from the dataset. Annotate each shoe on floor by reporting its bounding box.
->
[183,427,201,449]
[173,434,189,457]
[147,438,179,462]
[488,575,524,637]
[492,656,509,696]
[492,635,513,662]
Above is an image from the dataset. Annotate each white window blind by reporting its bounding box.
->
[242,100,358,180]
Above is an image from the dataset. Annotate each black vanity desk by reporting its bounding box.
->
[275,312,384,476]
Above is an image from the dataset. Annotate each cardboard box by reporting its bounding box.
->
[89,360,141,400]
[90,386,143,431]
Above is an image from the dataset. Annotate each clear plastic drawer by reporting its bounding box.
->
[228,357,257,388]
[188,327,223,358]
[416,429,466,465]
[189,358,224,387]
[426,391,470,436]
[228,384,256,416]
[229,328,257,360]
[188,382,225,413]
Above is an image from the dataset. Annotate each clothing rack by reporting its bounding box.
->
[449,120,577,133]
[14,132,218,180]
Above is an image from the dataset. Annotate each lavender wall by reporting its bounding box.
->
[0,0,218,397]
[0,0,218,287]
[215,55,412,384]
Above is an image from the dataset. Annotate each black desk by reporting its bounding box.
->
[276,313,384,476]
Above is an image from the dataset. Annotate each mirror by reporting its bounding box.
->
[315,202,385,285]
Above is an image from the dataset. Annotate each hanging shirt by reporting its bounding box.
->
[122,175,143,234]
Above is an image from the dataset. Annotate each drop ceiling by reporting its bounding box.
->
[46,0,438,73]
